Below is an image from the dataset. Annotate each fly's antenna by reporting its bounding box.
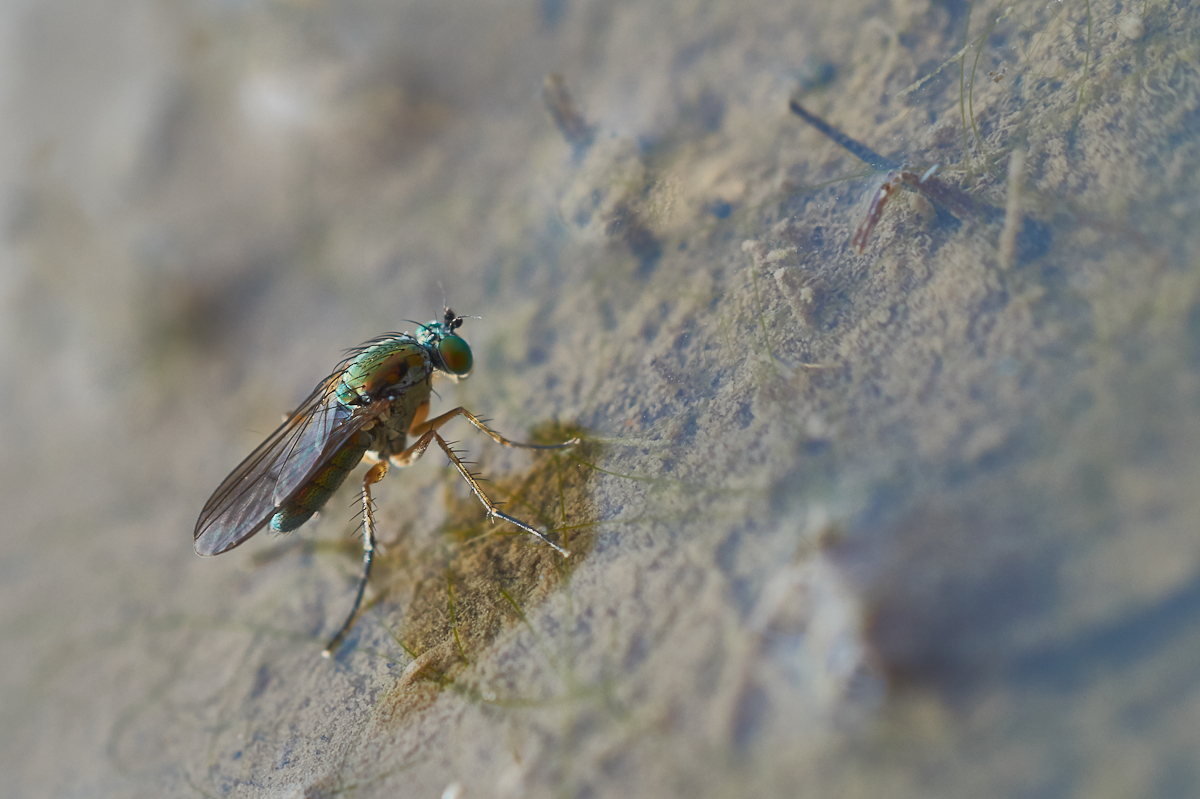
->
[439,283,464,330]
[443,307,480,332]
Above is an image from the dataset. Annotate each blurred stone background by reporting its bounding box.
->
[1,0,1198,796]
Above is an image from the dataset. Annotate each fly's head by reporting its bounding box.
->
[417,307,474,379]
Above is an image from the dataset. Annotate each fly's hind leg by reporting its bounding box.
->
[392,416,572,557]
[322,459,389,657]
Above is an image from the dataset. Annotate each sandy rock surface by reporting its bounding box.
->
[1,0,1198,796]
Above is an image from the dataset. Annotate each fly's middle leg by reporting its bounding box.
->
[322,459,389,657]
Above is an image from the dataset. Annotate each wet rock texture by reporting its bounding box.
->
[1,0,1198,796]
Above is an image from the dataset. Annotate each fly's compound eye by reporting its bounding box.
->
[438,334,473,375]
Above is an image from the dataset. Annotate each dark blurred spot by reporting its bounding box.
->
[846,501,1057,695]
[526,318,557,366]
[802,438,829,455]
[710,200,732,219]
[651,356,683,385]
[794,57,837,94]
[1187,301,1200,368]
[932,0,975,28]
[1008,572,1200,691]
[248,664,271,700]
[1155,756,1200,797]
[337,59,454,167]
[1014,216,1053,263]
[932,204,962,236]
[1,186,38,240]
[736,400,754,428]
[606,202,662,277]
[542,74,595,155]
[623,632,648,670]
[127,84,189,197]
[676,411,699,444]
[674,37,712,70]
[732,683,769,750]
[540,0,567,29]
[598,298,618,330]
[146,261,276,357]
[683,88,726,132]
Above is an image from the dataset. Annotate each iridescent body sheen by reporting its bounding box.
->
[194,310,574,657]
[271,339,434,533]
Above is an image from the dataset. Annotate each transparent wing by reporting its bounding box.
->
[271,388,351,506]
[194,377,365,556]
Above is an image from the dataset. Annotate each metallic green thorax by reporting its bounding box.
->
[270,320,471,534]
[335,337,430,407]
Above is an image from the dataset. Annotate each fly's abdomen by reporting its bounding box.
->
[270,436,370,533]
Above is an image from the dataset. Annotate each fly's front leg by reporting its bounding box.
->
[406,406,580,454]
[322,459,388,657]
[393,425,571,558]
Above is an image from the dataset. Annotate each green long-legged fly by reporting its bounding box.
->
[195,309,575,657]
